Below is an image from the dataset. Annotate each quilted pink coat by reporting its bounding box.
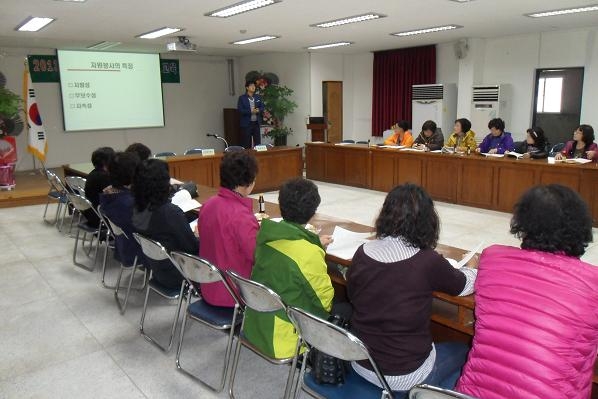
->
[457,245,598,399]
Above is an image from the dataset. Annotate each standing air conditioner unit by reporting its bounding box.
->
[470,85,511,135]
[411,84,457,138]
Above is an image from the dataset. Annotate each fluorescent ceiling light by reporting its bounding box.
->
[137,27,182,39]
[206,0,280,18]
[307,42,353,50]
[87,41,122,50]
[53,0,87,2]
[448,0,474,2]
[232,35,279,45]
[392,25,463,37]
[525,5,598,18]
[312,13,385,28]
[15,17,55,32]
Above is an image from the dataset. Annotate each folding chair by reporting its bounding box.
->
[225,146,245,153]
[154,151,177,157]
[287,306,394,399]
[43,169,69,228]
[102,214,146,314]
[133,232,187,352]
[226,270,299,399]
[66,192,106,271]
[64,175,87,234]
[170,252,242,392]
[409,385,479,399]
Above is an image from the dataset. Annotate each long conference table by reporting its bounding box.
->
[64,146,303,194]
[306,143,598,226]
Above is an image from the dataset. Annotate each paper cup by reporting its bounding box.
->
[547,157,555,164]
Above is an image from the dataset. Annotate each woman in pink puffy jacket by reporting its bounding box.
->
[457,184,598,399]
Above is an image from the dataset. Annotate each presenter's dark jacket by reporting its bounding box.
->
[83,167,111,228]
[132,202,199,289]
[237,94,265,127]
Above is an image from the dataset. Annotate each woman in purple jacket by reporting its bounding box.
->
[476,118,514,154]
[457,184,598,399]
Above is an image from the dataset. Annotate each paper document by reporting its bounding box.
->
[334,142,353,146]
[400,147,425,152]
[446,241,485,269]
[561,158,592,164]
[189,218,198,231]
[326,226,372,260]
[482,153,504,158]
[171,189,201,212]
[379,145,405,149]
[429,150,442,153]
[505,151,524,159]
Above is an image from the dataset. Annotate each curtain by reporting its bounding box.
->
[371,45,436,136]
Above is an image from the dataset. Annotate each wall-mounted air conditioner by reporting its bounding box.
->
[411,84,457,137]
[470,85,511,135]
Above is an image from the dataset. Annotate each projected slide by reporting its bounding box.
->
[57,50,164,131]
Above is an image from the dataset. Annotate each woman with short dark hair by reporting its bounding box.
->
[132,159,198,289]
[511,127,548,159]
[457,184,598,399]
[198,151,259,307]
[243,178,334,359]
[413,120,444,151]
[348,184,477,394]
[477,117,514,154]
[555,124,597,161]
[446,118,476,153]
[83,146,115,227]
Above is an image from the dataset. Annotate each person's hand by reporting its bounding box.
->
[522,152,531,159]
[587,150,596,160]
[555,153,564,160]
[488,148,498,154]
[319,235,333,248]
[475,147,481,153]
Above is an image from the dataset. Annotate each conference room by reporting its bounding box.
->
[1,1,598,398]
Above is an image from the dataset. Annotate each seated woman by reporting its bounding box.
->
[555,124,597,162]
[348,184,477,394]
[125,142,151,161]
[383,120,414,147]
[99,151,140,266]
[511,127,548,159]
[83,146,114,227]
[132,159,199,289]
[445,118,476,153]
[457,184,598,399]
[198,151,259,307]
[413,120,444,151]
[243,178,334,359]
[476,118,514,154]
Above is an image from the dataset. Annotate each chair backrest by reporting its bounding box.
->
[356,140,369,144]
[226,270,285,313]
[550,142,565,155]
[287,306,393,395]
[65,175,87,196]
[184,148,203,155]
[102,212,126,238]
[154,151,176,157]
[171,252,240,302]
[382,129,394,139]
[133,232,171,262]
[409,384,479,399]
[46,169,68,192]
[341,139,355,143]
[225,145,245,153]
[66,192,93,212]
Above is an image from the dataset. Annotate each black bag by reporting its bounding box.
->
[309,313,351,385]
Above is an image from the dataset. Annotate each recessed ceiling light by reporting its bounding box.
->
[392,25,463,37]
[312,13,385,28]
[232,35,279,45]
[525,5,598,18]
[206,0,281,18]
[307,42,353,50]
[15,17,55,32]
[137,27,182,39]
[87,41,122,50]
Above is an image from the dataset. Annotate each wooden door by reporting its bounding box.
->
[323,81,342,143]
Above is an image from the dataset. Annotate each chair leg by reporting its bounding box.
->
[175,297,191,369]
[101,240,114,289]
[43,199,54,224]
[115,258,138,315]
[139,272,153,334]
[228,325,245,399]
[73,228,95,271]
[293,347,310,399]
[58,201,68,232]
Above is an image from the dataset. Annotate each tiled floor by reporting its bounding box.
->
[1,181,596,398]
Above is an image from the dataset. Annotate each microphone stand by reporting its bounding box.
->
[206,133,229,150]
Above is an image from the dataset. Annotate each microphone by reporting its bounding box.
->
[206,133,229,149]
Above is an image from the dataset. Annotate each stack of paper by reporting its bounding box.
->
[482,153,504,158]
[445,242,485,269]
[326,226,372,260]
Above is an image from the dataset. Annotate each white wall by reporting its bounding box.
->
[342,53,374,141]
[237,52,310,147]
[0,48,236,170]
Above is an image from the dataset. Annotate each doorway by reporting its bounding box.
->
[532,67,584,147]
[322,81,342,143]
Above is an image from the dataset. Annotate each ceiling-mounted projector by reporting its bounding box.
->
[166,36,197,52]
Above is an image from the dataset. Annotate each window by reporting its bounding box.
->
[536,77,563,113]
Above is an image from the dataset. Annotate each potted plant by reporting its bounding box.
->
[246,71,298,146]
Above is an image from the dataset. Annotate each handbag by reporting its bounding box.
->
[309,313,351,385]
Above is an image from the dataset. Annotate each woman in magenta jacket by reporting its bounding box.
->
[457,184,598,399]
[555,124,598,162]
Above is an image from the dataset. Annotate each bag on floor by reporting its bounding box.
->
[309,313,350,385]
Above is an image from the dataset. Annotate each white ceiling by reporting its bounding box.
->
[1,0,597,56]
